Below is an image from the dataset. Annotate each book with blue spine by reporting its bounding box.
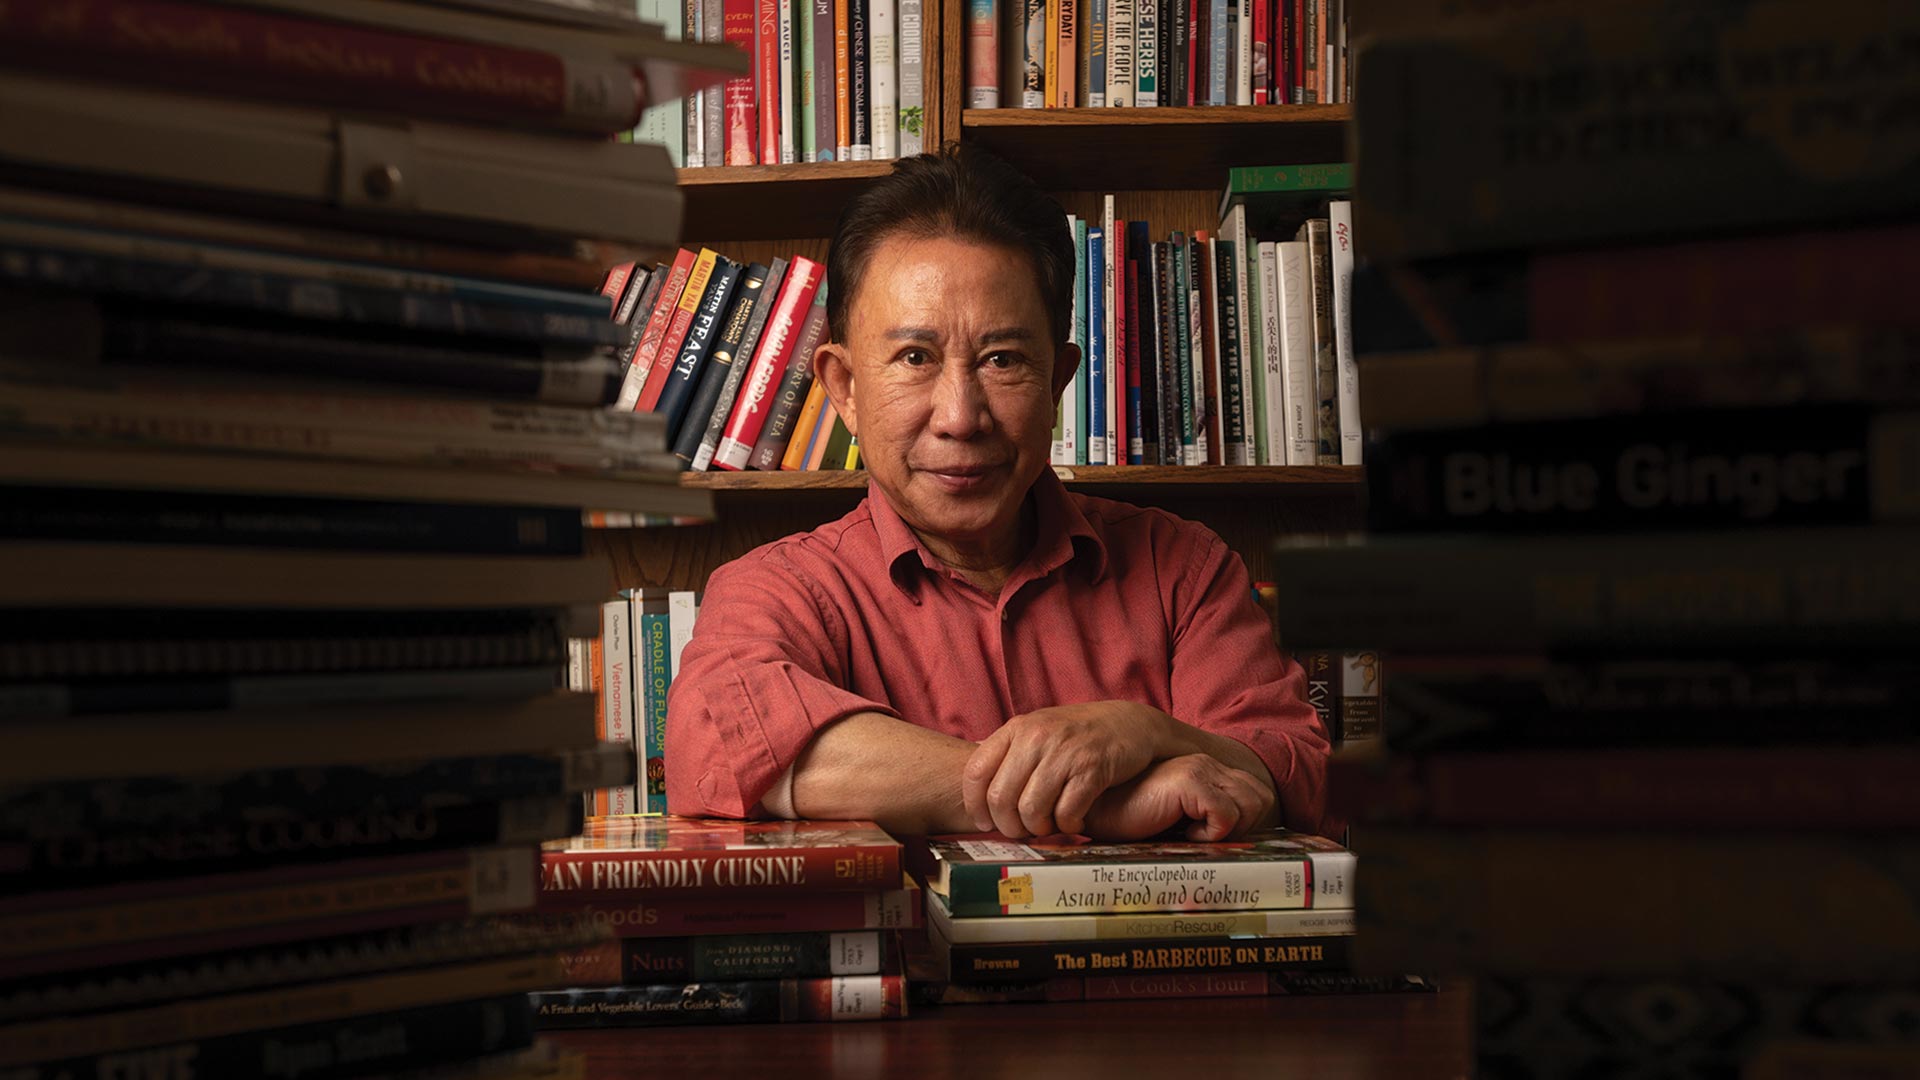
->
[1087,226,1108,465]
[1068,215,1088,466]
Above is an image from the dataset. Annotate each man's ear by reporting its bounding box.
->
[1050,342,1081,403]
[814,341,859,438]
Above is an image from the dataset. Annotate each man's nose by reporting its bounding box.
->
[928,360,991,439]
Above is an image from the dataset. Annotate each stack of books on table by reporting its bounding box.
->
[528,817,917,1027]
[1270,1,1920,1076]
[0,1,739,1076]
[918,829,1426,1004]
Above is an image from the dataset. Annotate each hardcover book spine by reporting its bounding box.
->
[723,0,759,164]
[1055,0,1078,107]
[781,0,800,163]
[637,249,720,412]
[749,291,831,469]
[1232,0,1250,103]
[1299,649,1338,749]
[705,0,727,160]
[1216,239,1248,465]
[1087,227,1108,465]
[547,883,922,937]
[532,975,906,1027]
[1171,236,1198,464]
[1328,199,1359,464]
[713,259,827,469]
[757,0,784,163]
[1339,651,1380,745]
[940,934,1349,984]
[1130,223,1159,463]
[17,995,534,1080]
[968,0,1001,107]
[1206,0,1227,104]
[655,259,743,443]
[943,852,1355,917]
[869,0,899,158]
[848,0,872,158]
[813,0,838,159]
[673,262,769,465]
[1107,0,1135,106]
[1249,0,1267,103]
[1020,0,1046,108]
[835,0,852,156]
[1124,254,1145,463]
[637,0,687,164]
[0,0,647,134]
[694,258,790,470]
[635,592,670,814]
[1186,0,1201,105]
[1153,241,1182,465]
[783,381,832,469]
[562,930,891,983]
[1102,196,1119,461]
[599,600,635,815]
[685,0,706,165]
[1275,239,1314,465]
[539,839,899,902]
[898,0,925,154]
[1364,407,1909,534]
[1135,0,1158,104]
[1087,0,1107,107]
[1066,216,1087,465]
[618,250,697,410]
[1194,234,1221,465]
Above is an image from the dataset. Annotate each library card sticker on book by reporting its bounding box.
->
[956,840,1043,862]
[998,874,1035,907]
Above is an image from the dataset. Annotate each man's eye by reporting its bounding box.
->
[985,352,1019,369]
[901,349,933,366]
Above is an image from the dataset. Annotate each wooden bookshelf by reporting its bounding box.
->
[677,161,897,242]
[959,105,1351,190]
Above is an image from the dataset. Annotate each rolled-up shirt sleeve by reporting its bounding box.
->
[665,548,899,818]
[1168,533,1336,838]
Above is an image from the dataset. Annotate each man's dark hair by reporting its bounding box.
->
[825,144,1074,349]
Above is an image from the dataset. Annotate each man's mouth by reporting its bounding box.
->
[921,463,1002,491]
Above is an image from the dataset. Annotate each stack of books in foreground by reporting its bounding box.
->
[528,818,917,1027]
[0,0,735,1075]
[1052,167,1362,469]
[916,829,1426,1004]
[1274,1,1920,1076]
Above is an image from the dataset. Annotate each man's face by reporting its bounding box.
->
[817,233,1075,558]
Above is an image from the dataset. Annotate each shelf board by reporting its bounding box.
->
[680,465,1361,493]
[961,105,1351,191]
[677,160,897,241]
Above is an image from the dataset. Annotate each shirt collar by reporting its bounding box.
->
[868,469,1109,599]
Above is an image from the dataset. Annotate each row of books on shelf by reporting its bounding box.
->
[564,590,702,817]
[1056,179,1358,468]
[598,249,866,474]
[642,0,927,167]
[966,0,1348,109]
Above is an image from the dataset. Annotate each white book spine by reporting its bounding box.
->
[667,590,699,679]
[684,0,705,166]
[1106,0,1135,106]
[1257,242,1286,466]
[898,0,924,154]
[1101,194,1118,464]
[600,599,634,815]
[1135,0,1157,106]
[1063,215,1082,466]
[1329,199,1361,465]
[1276,239,1315,466]
[1061,369,1081,464]
[1234,0,1252,105]
[1227,204,1255,466]
[870,0,899,159]
[780,0,798,164]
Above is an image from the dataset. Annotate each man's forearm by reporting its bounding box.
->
[790,712,980,835]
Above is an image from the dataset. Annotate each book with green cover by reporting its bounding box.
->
[926,830,1355,918]
[1217,162,1352,223]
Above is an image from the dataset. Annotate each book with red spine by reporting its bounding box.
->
[757,0,785,164]
[722,0,758,164]
[616,248,697,410]
[538,817,901,904]
[636,249,721,412]
[543,874,923,937]
[598,262,636,308]
[1251,0,1270,104]
[0,0,650,136]
[711,256,826,469]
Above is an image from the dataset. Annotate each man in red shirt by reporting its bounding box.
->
[666,147,1333,841]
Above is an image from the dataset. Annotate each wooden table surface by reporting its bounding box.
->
[548,982,1471,1080]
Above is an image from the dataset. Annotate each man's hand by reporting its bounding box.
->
[1079,755,1278,842]
[961,701,1172,838]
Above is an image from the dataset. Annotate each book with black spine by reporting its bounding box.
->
[670,261,771,465]
[692,258,790,471]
